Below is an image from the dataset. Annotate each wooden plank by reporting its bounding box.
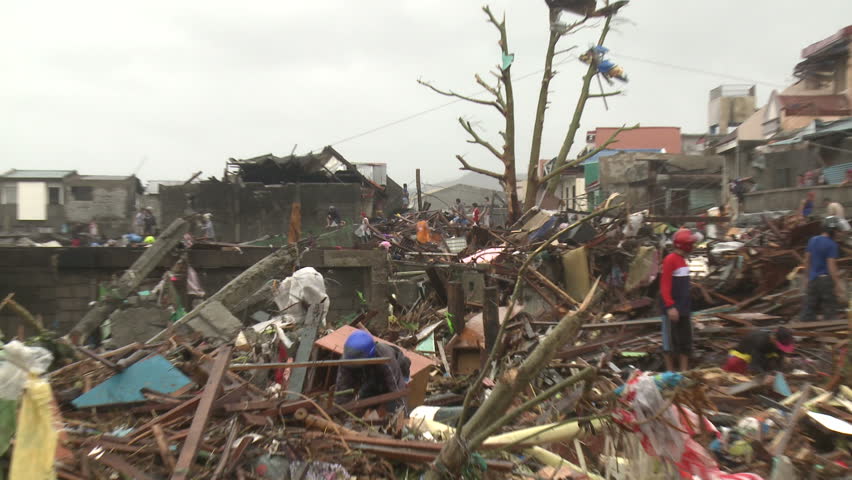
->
[529,269,579,305]
[152,424,176,472]
[770,384,811,457]
[172,346,233,480]
[229,357,390,371]
[483,286,499,356]
[447,281,466,333]
[286,302,325,400]
[330,389,409,415]
[95,453,157,480]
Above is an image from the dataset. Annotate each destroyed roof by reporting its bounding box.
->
[580,148,662,165]
[777,94,851,116]
[145,180,186,194]
[229,145,385,191]
[0,169,76,179]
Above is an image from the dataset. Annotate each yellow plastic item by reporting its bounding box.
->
[10,375,57,480]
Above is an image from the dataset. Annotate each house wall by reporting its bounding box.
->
[0,247,389,336]
[0,177,137,237]
[743,183,852,213]
[64,177,138,237]
[161,182,364,243]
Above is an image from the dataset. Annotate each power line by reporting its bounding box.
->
[313,53,786,152]
[616,53,787,89]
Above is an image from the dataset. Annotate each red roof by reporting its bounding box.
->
[802,25,852,58]
[314,325,436,377]
[592,127,682,154]
[777,95,851,116]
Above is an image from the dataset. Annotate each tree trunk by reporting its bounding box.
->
[545,16,612,195]
[424,285,603,479]
[498,14,521,224]
[525,29,561,208]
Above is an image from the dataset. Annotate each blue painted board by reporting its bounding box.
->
[72,355,192,408]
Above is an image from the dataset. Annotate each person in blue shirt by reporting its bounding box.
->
[800,216,847,321]
[799,191,816,217]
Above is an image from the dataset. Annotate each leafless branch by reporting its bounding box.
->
[458,118,504,162]
[417,79,504,115]
[456,155,503,180]
[554,46,579,56]
[474,74,505,110]
[589,90,623,98]
[542,123,639,182]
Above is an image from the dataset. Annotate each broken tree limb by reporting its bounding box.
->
[70,217,190,343]
[149,245,299,343]
[458,202,620,425]
[424,280,603,479]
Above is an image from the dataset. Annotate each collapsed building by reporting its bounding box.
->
[158,146,405,243]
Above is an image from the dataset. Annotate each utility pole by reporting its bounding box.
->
[416,169,423,211]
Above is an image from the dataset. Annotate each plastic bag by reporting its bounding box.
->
[272,268,329,327]
[0,341,53,400]
[9,376,58,480]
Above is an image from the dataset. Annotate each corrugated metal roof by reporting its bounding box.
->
[1,169,74,179]
[824,162,852,184]
[78,175,133,181]
[581,148,662,166]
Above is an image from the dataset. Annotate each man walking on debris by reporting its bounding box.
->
[800,216,847,321]
[660,228,701,372]
[335,330,411,414]
[722,327,796,374]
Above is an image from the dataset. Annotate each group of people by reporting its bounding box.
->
[133,207,158,236]
[660,211,848,375]
[449,197,490,227]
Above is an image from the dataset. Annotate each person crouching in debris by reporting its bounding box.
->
[335,330,411,414]
[660,228,702,372]
[722,327,795,374]
[800,216,848,321]
[327,206,344,228]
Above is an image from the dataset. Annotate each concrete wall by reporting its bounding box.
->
[0,246,390,337]
[161,182,364,243]
[64,177,138,237]
[743,183,852,214]
[0,177,137,238]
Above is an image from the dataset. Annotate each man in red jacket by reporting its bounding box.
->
[660,228,701,372]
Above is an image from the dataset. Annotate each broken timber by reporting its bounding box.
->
[70,217,190,343]
[149,245,299,343]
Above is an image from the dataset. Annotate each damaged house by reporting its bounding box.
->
[159,146,404,243]
[0,169,142,239]
[598,152,724,218]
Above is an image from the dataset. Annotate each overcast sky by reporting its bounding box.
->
[1,1,850,188]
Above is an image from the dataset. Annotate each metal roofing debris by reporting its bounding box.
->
[0,169,75,179]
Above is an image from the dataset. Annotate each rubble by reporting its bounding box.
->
[0,199,848,479]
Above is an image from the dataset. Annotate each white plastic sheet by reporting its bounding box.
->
[272,267,329,327]
[0,341,53,400]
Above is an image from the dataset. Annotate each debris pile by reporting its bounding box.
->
[0,200,849,479]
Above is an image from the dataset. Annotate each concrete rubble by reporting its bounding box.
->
[0,199,848,480]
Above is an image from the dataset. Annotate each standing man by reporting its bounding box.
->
[143,207,157,236]
[471,203,481,225]
[799,191,816,218]
[200,213,215,241]
[801,216,847,321]
[660,228,701,372]
[134,208,145,235]
[401,183,410,210]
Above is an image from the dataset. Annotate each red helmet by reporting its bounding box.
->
[673,228,701,253]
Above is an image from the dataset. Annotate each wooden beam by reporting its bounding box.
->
[152,424,176,472]
[483,286,499,356]
[172,346,233,480]
[229,357,390,371]
[95,453,157,480]
[447,281,466,333]
[529,269,579,305]
[71,217,190,343]
[646,216,731,223]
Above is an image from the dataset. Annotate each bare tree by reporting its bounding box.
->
[419,6,521,223]
[525,10,636,207]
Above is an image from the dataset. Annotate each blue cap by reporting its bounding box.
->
[343,330,376,359]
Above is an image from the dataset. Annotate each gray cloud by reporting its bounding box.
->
[1,0,850,188]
